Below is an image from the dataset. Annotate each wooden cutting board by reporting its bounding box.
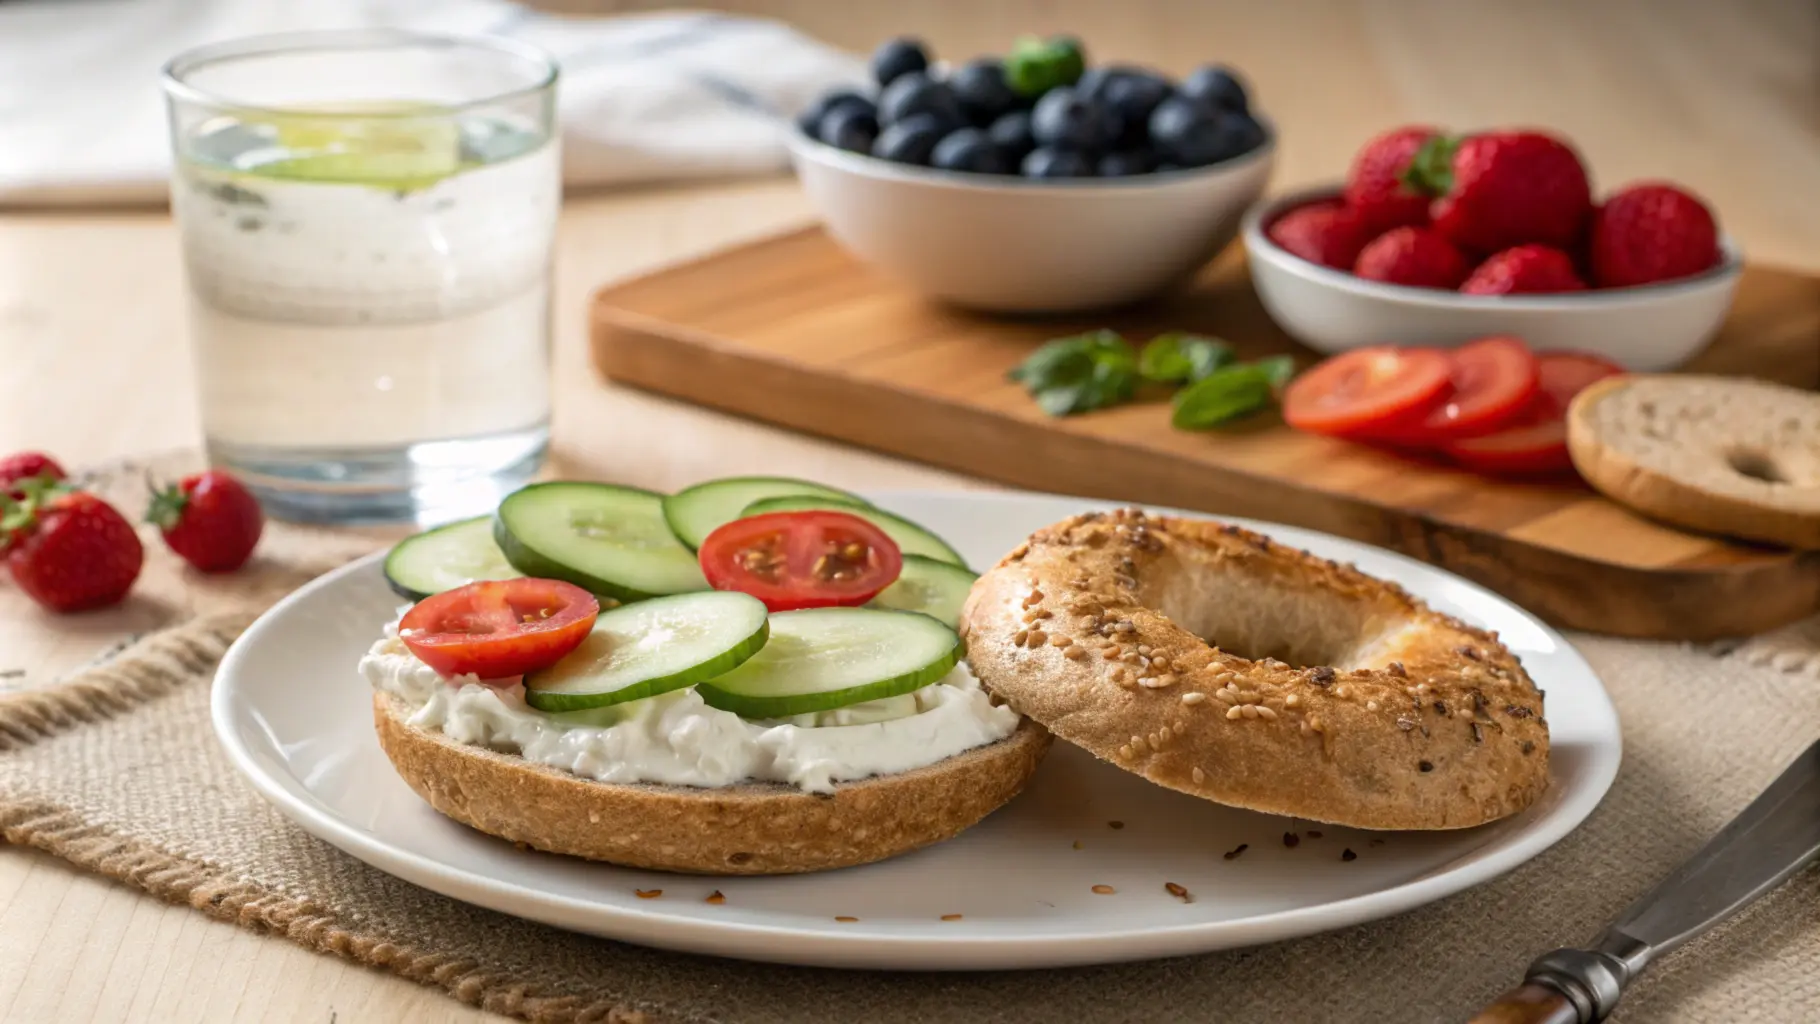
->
[590,227,1820,640]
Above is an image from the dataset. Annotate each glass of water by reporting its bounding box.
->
[163,31,559,524]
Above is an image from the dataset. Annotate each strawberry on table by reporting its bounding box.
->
[1590,183,1721,288]
[1460,244,1587,295]
[1354,226,1471,289]
[1406,130,1592,254]
[0,451,65,496]
[1266,200,1372,270]
[4,485,144,612]
[146,469,264,573]
[1344,125,1438,233]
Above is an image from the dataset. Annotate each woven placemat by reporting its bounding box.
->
[4,455,1819,1023]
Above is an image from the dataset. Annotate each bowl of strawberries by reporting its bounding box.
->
[1241,126,1741,371]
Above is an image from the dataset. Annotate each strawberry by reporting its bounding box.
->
[1353,226,1470,289]
[1405,130,1592,254]
[1460,245,1587,295]
[0,451,65,496]
[1589,183,1720,288]
[5,485,144,612]
[146,469,264,573]
[1266,200,1372,270]
[1344,126,1438,233]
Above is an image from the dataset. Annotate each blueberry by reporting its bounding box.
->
[1030,87,1122,152]
[950,58,1019,125]
[795,90,872,140]
[819,107,879,154]
[1154,162,1184,173]
[1218,111,1268,156]
[1180,65,1249,113]
[871,37,930,89]
[1021,147,1095,179]
[1073,66,1115,101]
[1101,72,1171,139]
[931,128,1012,174]
[1148,96,1222,165]
[872,113,948,165]
[986,110,1037,162]
[1096,148,1155,177]
[878,72,963,130]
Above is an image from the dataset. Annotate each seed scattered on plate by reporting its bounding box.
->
[1307,830,1324,839]
[704,890,726,905]
[1072,840,1083,850]
[1342,848,1358,862]
[635,889,663,899]
[1283,832,1301,849]
[1092,884,1117,895]
[835,916,859,923]
[941,914,964,921]
[1165,882,1193,904]
[1223,843,1249,860]
[1108,820,1125,830]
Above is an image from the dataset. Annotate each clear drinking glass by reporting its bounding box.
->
[162,31,559,524]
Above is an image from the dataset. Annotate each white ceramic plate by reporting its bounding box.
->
[213,491,1620,971]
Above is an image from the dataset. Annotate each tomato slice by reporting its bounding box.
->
[1406,336,1540,441]
[400,578,600,679]
[1444,351,1625,474]
[699,510,903,612]
[1282,347,1454,438]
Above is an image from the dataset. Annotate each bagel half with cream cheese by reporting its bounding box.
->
[373,693,1050,874]
[961,510,1549,831]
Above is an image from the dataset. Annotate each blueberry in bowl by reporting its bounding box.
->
[788,34,1276,311]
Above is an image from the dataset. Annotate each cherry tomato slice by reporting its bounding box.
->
[1282,346,1454,438]
[1408,336,1540,441]
[400,578,599,679]
[699,510,903,612]
[1444,351,1625,475]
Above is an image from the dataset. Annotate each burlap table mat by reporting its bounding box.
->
[4,455,1819,1023]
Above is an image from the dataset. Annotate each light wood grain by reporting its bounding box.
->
[2,1,1817,1020]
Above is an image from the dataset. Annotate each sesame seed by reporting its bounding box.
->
[1256,706,1278,721]
[1157,673,1178,687]
[1334,686,1350,699]
[1342,849,1358,862]
[1419,760,1434,772]
[1284,694,1301,709]
[1027,630,1048,646]
[1241,705,1260,719]
[1137,676,1163,689]
[941,914,963,921]
[1283,832,1301,848]
[1113,621,1135,633]
[1137,644,1153,656]
[1051,634,1072,647]
[1191,766,1206,784]
[1308,830,1323,839]
[1165,882,1193,903]
[1181,692,1208,705]
[1215,687,1237,702]
[1131,735,1148,752]
[1101,647,1121,661]
[1013,629,1029,647]
[705,890,726,905]
[1173,722,1186,736]
[1225,706,1244,720]
[635,889,663,899]
[1108,820,1125,830]
[1147,731,1161,748]
[1072,840,1083,850]
[1065,646,1089,662]
[1300,721,1313,735]
[1031,608,1052,620]
[835,916,859,923]
[1118,744,1134,759]
[1122,652,1143,666]
[1092,885,1116,895]
[1366,700,1379,712]
[1223,844,1248,860]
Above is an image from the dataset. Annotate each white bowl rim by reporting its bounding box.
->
[1241,183,1744,310]
[787,117,1277,195]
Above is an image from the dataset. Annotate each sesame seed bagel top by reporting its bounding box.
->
[959,509,1550,831]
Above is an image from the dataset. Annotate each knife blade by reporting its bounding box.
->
[1468,737,1820,1024]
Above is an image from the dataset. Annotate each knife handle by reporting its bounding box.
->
[1466,983,1581,1024]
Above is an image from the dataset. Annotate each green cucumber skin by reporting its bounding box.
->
[384,515,514,602]
[868,555,979,630]
[694,639,960,719]
[662,476,869,550]
[493,482,704,603]
[738,496,969,569]
[524,616,770,713]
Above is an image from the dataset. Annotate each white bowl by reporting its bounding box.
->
[1241,185,1743,371]
[789,128,1275,313]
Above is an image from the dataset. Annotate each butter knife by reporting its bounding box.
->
[1469,737,1820,1024]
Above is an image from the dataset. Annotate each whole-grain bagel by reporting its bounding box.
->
[960,510,1549,830]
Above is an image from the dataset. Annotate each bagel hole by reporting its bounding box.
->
[1147,574,1372,669]
[1726,447,1787,484]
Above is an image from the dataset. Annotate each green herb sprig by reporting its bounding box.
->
[1007,330,1295,429]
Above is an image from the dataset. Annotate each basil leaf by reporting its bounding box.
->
[1009,329,1138,417]
[1171,363,1276,430]
[1138,332,1233,384]
[1253,354,1297,388]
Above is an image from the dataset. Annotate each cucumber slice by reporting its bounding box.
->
[524,591,770,712]
[663,476,869,550]
[495,482,708,602]
[383,515,521,600]
[739,496,968,569]
[696,607,961,719]
[868,554,979,630]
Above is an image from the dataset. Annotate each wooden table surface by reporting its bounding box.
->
[2,2,1815,1020]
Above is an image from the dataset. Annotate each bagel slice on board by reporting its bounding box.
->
[960,509,1549,831]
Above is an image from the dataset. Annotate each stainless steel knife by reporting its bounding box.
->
[1469,737,1820,1024]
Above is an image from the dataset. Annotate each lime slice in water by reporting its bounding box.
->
[240,108,466,190]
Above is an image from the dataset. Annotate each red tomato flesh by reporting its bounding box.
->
[1406,336,1540,441]
[1444,351,1625,474]
[699,510,903,612]
[400,578,599,679]
[1282,346,1454,438]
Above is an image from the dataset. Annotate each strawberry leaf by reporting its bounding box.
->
[1401,134,1460,197]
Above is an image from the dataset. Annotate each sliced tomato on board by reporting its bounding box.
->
[1444,351,1625,475]
[698,510,903,612]
[1281,346,1454,438]
[1404,336,1540,441]
[400,578,600,679]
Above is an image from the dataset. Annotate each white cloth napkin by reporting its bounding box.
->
[0,0,864,206]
